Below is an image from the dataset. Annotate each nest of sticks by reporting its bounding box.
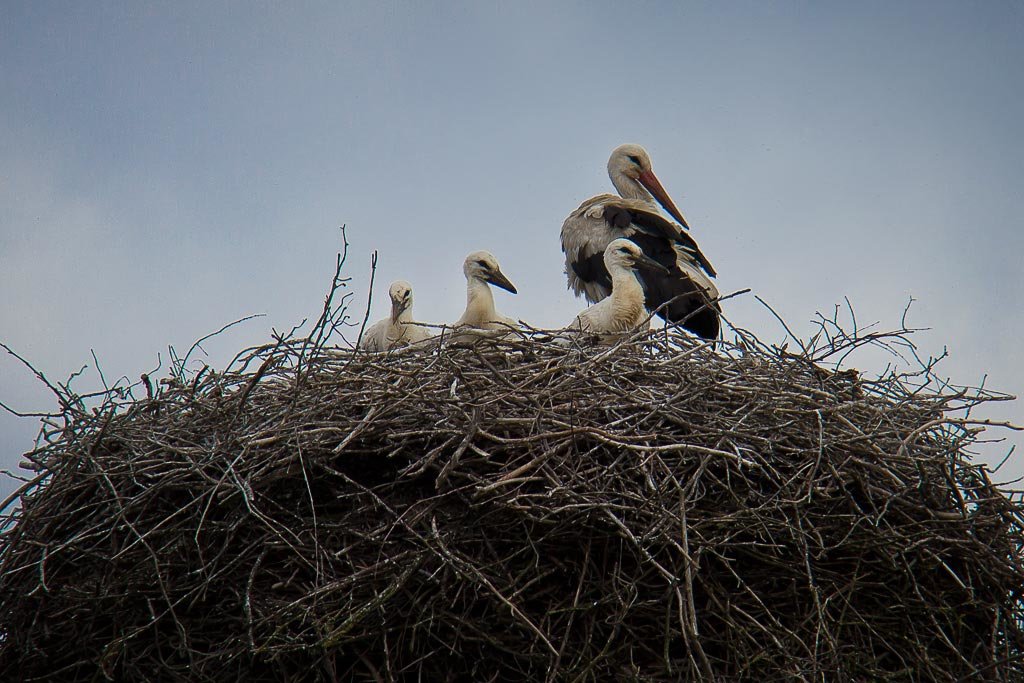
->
[1,298,1023,681]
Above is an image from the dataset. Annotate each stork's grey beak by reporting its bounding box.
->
[636,253,670,275]
[486,269,518,294]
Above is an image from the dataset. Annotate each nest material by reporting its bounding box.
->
[1,327,1022,682]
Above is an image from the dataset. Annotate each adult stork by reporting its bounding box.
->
[571,239,669,343]
[561,144,721,339]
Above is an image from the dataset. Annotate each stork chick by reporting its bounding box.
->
[571,239,669,343]
[452,251,518,338]
[360,280,431,352]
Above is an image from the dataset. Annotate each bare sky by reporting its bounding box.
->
[2,2,1022,500]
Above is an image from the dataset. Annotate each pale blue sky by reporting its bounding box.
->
[2,2,1022,500]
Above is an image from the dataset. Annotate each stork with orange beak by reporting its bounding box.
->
[560,144,721,340]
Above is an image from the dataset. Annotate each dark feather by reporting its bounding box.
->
[602,205,635,231]
[624,233,721,340]
[601,205,717,278]
[571,251,612,291]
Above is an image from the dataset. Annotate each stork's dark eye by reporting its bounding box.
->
[476,260,488,268]
[627,155,641,165]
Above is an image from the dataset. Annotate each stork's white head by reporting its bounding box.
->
[607,143,690,230]
[463,251,518,294]
[603,239,671,276]
[608,143,653,181]
[388,280,414,316]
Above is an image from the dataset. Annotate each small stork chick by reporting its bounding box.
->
[571,239,669,342]
[453,251,518,336]
[360,280,431,351]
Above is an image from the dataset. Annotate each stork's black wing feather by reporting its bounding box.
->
[625,232,721,340]
[601,206,717,278]
[602,205,634,231]
[628,212,717,278]
[571,251,612,291]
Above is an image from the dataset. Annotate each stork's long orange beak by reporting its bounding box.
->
[638,169,690,230]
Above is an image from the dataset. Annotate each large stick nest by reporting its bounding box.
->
[1,320,1022,681]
